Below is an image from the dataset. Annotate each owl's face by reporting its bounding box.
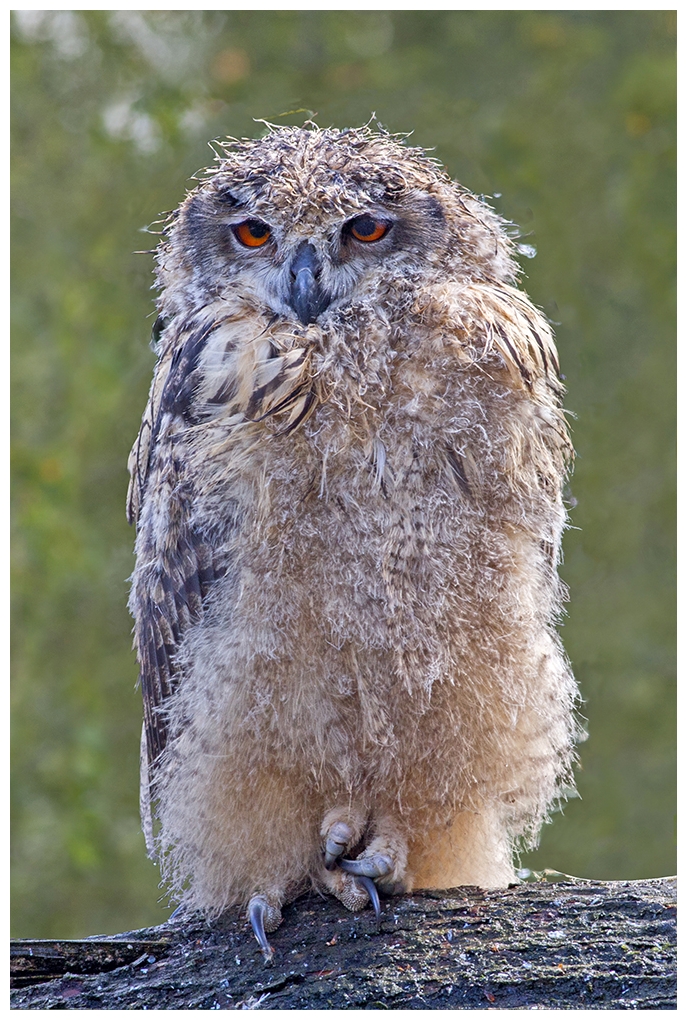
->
[159,126,515,325]
[176,182,448,328]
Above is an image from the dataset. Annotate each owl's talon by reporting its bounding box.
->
[324,820,355,870]
[339,853,393,879]
[354,875,382,921]
[248,896,276,964]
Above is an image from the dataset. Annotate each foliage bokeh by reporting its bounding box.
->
[11,10,675,938]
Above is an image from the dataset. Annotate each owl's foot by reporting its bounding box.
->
[322,859,383,923]
[323,820,356,870]
[320,809,367,870]
[340,826,410,898]
[337,850,390,924]
[247,895,282,965]
[320,811,409,925]
[339,853,394,879]
[352,874,381,921]
[322,865,376,914]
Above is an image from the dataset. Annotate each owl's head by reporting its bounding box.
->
[156,124,518,325]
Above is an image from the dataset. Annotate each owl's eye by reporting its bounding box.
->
[347,215,392,243]
[232,220,272,248]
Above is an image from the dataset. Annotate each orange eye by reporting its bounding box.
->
[349,215,391,243]
[233,220,271,248]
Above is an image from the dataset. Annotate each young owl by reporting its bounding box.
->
[127,123,580,958]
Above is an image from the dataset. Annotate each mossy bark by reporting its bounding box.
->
[10,875,676,1010]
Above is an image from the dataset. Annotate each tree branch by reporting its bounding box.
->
[10,875,676,1009]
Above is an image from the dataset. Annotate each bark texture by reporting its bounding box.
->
[10,875,676,1010]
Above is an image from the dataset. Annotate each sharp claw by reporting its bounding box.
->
[324,844,344,870]
[339,854,393,879]
[323,821,353,870]
[248,896,275,964]
[354,875,381,923]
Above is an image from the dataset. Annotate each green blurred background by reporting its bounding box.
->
[11,10,675,939]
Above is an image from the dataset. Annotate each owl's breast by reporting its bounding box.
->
[177,342,562,759]
[187,315,559,638]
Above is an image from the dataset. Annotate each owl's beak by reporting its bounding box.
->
[289,243,330,325]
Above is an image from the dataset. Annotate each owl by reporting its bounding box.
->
[127,123,580,960]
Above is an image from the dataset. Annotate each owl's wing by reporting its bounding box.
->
[127,317,230,850]
[126,318,169,529]
[438,281,572,499]
[466,282,563,391]
[126,315,211,527]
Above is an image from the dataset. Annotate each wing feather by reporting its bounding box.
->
[128,317,234,852]
[478,283,562,390]
[128,312,317,852]
[434,281,562,392]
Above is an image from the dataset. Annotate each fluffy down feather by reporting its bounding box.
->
[128,123,580,938]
